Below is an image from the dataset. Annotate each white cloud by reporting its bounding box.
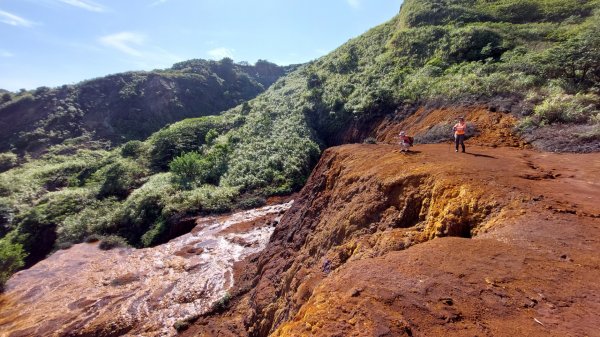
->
[0,9,35,27]
[98,31,184,69]
[347,0,361,9]
[99,32,145,57]
[129,48,184,70]
[58,0,106,12]
[0,50,14,57]
[207,47,234,60]
[150,0,170,7]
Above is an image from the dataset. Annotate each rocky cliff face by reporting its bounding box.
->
[0,59,291,155]
[183,138,600,336]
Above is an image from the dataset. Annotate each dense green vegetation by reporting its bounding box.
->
[300,0,600,148]
[1,0,599,289]
[0,233,25,290]
[0,59,293,155]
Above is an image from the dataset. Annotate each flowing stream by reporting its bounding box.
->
[0,202,292,337]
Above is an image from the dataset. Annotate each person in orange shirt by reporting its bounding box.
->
[453,117,467,153]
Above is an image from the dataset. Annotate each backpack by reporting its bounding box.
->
[407,136,414,146]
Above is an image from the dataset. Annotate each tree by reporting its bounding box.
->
[542,22,600,89]
[1,93,11,104]
[169,152,205,189]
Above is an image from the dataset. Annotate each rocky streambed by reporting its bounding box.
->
[0,202,292,337]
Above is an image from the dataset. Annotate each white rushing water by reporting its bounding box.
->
[0,202,293,337]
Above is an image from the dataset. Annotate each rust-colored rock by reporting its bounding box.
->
[376,106,527,148]
[184,144,600,337]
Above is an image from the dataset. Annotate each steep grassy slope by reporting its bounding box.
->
[0,59,292,155]
[304,0,600,149]
[2,0,600,290]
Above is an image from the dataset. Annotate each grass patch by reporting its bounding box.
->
[98,235,130,250]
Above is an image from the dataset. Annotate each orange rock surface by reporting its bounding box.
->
[376,106,527,148]
[184,143,600,337]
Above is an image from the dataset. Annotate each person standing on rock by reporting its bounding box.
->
[453,117,467,153]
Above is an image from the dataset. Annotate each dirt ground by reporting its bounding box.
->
[185,143,600,337]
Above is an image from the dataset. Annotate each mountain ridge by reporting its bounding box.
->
[0,59,294,155]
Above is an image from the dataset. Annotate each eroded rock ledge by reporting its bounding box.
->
[185,143,600,337]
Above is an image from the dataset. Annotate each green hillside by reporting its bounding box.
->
[1,0,599,289]
[0,59,292,155]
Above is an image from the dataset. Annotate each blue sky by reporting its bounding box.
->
[0,0,401,91]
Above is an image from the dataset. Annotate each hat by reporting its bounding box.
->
[399,131,406,136]
[458,116,465,120]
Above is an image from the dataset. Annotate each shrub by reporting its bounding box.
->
[12,208,57,265]
[399,0,488,28]
[222,110,321,194]
[57,198,120,245]
[120,140,146,158]
[0,153,18,172]
[170,144,230,189]
[33,152,107,191]
[147,116,229,170]
[363,137,377,144]
[0,177,10,197]
[0,235,26,290]
[211,292,232,312]
[235,196,266,210]
[483,0,543,23]
[173,320,190,332]
[140,218,167,247]
[95,158,148,199]
[170,185,239,215]
[205,129,219,145]
[35,188,96,224]
[445,26,504,63]
[531,93,599,125]
[0,200,15,237]
[84,233,102,243]
[540,19,600,89]
[111,173,174,246]
[1,93,11,104]
[21,188,97,254]
[388,26,448,66]
[56,241,74,250]
[98,235,129,250]
[169,152,204,189]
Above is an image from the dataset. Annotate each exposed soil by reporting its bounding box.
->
[376,106,528,148]
[183,143,600,337]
